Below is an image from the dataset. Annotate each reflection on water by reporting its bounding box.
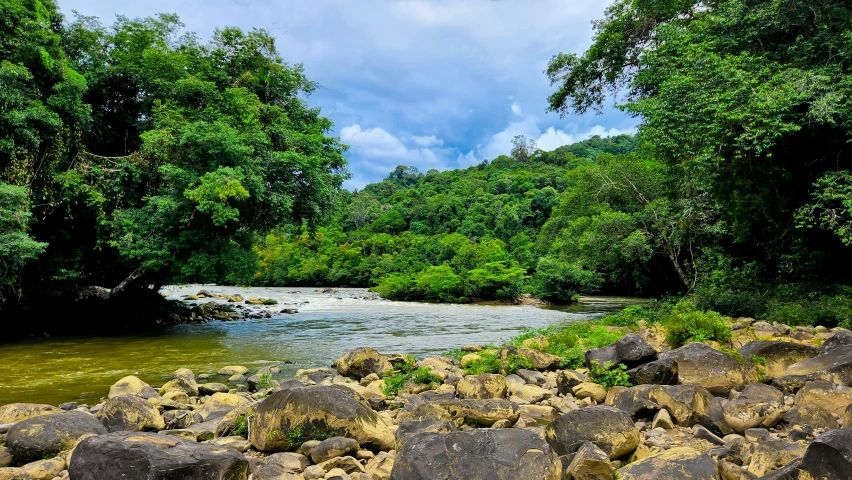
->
[0,286,644,406]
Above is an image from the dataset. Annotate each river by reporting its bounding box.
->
[0,286,644,406]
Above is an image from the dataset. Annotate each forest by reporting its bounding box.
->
[3,0,852,329]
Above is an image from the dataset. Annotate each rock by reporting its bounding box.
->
[609,384,732,435]
[567,441,613,480]
[209,436,251,452]
[508,382,552,404]
[316,456,365,475]
[335,348,393,379]
[395,417,456,450]
[96,395,165,432]
[521,335,550,350]
[627,358,678,385]
[652,409,674,430]
[198,382,229,395]
[797,426,852,479]
[366,451,395,480]
[159,429,197,440]
[418,357,463,382]
[421,398,519,427]
[195,392,253,421]
[517,404,559,422]
[784,403,839,430]
[744,428,771,442]
[59,402,78,411]
[23,457,67,479]
[585,333,657,370]
[161,409,194,430]
[659,343,745,395]
[301,440,321,458]
[545,406,640,459]
[573,382,608,403]
[722,385,784,434]
[0,448,11,468]
[219,365,249,376]
[845,404,852,427]
[68,431,249,479]
[616,447,719,480]
[390,428,561,480]
[311,437,360,464]
[160,390,190,404]
[249,386,394,451]
[782,344,852,386]
[7,411,106,463]
[0,403,62,424]
[718,460,756,480]
[108,376,160,399]
[556,369,590,394]
[456,374,507,399]
[821,330,852,353]
[692,425,724,445]
[516,368,546,385]
[516,348,561,370]
[186,419,220,441]
[795,380,852,416]
[738,341,819,381]
[254,452,311,477]
[742,440,806,477]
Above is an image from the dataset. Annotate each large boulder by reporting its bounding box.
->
[160,368,199,397]
[821,330,852,353]
[418,357,463,381]
[566,441,613,480]
[794,380,852,416]
[394,417,457,450]
[722,383,785,433]
[738,341,820,381]
[659,343,745,395]
[96,395,165,432]
[781,345,852,386]
[108,375,160,399]
[616,447,719,480]
[585,333,657,370]
[456,374,507,399]
[195,393,253,422]
[249,386,394,451]
[784,403,839,431]
[545,406,640,459]
[797,427,852,479]
[390,429,562,480]
[7,412,107,463]
[627,358,678,386]
[609,385,731,435]
[68,431,249,480]
[335,348,393,379]
[0,403,62,424]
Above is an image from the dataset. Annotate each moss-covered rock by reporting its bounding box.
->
[456,374,507,399]
[0,403,62,424]
[659,343,745,395]
[7,412,107,463]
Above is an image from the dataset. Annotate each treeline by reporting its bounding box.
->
[253,135,644,302]
[0,0,347,325]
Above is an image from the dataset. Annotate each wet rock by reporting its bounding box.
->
[198,382,229,395]
[7,412,107,463]
[390,428,561,480]
[311,437,360,464]
[659,343,745,395]
[545,406,640,459]
[219,365,249,376]
[0,403,62,424]
[249,386,394,451]
[585,333,657,370]
[456,374,507,399]
[335,348,393,380]
[96,395,165,432]
[68,431,249,480]
[627,358,678,386]
[794,380,852,416]
[616,447,718,480]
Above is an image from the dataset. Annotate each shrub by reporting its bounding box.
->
[661,300,732,347]
[603,305,659,327]
[381,356,441,397]
[589,361,632,388]
[463,351,503,375]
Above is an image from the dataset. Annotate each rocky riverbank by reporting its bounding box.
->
[1,316,852,479]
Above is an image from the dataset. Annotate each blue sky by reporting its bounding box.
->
[59,0,636,189]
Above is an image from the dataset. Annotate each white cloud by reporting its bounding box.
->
[341,124,407,157]
[411,135,444,147]
[511,103,522,116]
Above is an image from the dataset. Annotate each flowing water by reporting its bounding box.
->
[0,286,644,406]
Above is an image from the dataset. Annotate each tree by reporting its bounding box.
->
[510,135,537,162]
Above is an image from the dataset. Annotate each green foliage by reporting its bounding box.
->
[507,322,627,369]
[381,356,441,397]
[462,351,503,375]
[602,305,659,327]
[230,414,248,437]
[255,374,275,389]
[0,183,46,301]
[505,354,534,375]
[589,361,632,388]
[661,301,733,348]
[268,425,337,449]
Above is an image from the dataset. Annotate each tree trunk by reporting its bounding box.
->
[111,268,148,297]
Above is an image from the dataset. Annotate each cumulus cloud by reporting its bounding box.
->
[411,135,444,147]
[511,103,522,116]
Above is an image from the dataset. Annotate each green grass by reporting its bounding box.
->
[267,425,338,449]
[661,301,732,347]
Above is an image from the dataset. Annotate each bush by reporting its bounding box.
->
[463,351,503,375]
[381,355,441,397]
[661,300,732,347]
[589,360,632,387]
[602,305,659,327]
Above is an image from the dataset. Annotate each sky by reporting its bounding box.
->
[59,0,636,189]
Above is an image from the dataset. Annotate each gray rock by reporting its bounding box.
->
[68,431,249,480]
[310,436,359,464]
[7,411,107,463]
[585,333,657,370]
[390,428,561,480]
[797,427,852,479]
[545,406,640,459]
[627,357,678,385]
[96,395,165,432]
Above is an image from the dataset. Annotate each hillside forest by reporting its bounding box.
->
[3,0,852,330]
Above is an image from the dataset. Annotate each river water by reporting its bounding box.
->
[0,286,643,406]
